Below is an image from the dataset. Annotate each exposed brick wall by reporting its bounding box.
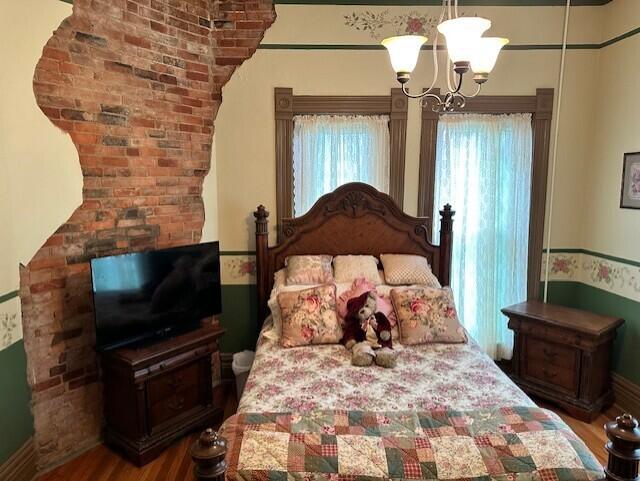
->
[22,0,274,468]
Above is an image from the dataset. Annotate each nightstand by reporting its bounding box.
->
[502,300,624,422]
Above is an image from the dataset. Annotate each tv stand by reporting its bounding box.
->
[101,323,225,466]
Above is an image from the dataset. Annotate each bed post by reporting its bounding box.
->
[438,204,454,286]
[254,205,270,322]
[604,413,640,481]
[190,428,227,481]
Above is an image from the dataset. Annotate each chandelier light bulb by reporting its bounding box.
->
[381,35,428,83]
[437,17,491,70]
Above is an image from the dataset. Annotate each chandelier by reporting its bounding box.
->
[382,0,509,112]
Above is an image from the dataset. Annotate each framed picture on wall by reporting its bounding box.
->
[621,152,640,209]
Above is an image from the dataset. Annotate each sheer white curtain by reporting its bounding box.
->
[293,115,390,215]
[433,113,532,360]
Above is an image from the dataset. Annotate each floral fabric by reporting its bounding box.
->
[221,407,604,481]
[278,285,342,347]
[333,255,382,284]
[239,319,532,413]
[285,255,334,285]
[392,286,467,345]
[379,254,441,287]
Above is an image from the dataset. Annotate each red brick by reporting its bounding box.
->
[28,0,275,468]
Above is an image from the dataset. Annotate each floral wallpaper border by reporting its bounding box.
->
[343,9,476,40]
[221,254,257,285]
[0,295,22,351]
[542,251,640,302]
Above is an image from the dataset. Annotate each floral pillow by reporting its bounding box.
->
[391,286,467,344]
[333,255,381,284]
[278,285,342,347]
[285,255,334,285]
[380,254,441,287]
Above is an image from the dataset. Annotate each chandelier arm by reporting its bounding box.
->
[458,82,482,99]
[401,83,443,102]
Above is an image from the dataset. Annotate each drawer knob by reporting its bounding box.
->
[543,348,558,359]
[542,368,558,379]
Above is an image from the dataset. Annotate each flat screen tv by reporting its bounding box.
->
[90,241,222,351]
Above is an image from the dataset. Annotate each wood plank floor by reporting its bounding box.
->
[38,390,619,481]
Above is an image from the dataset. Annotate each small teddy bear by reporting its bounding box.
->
[341,291,397,368]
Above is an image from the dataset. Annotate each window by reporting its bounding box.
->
[292,115,390,216]
[432,113,533,360]
[274,88,408,240]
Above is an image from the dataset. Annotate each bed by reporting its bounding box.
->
[191,183,639,481]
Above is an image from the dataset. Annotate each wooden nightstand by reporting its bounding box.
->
[502,300,623,422]
[102,323,225,465]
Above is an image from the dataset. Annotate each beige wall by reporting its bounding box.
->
[215,4,610,252]
[0,0,78,347]
[582,0,640,262]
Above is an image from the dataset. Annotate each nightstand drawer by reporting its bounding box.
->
[523,360,578,394]
[525,338,577,370]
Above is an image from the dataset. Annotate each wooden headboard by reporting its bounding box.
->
[253,182,455,323]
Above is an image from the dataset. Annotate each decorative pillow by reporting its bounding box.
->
[391,286,467,344]
[336,278,397,328]
[278,285,342,347]
[380,254,441,287]
[266,269,320,341]
[333,255,381,284]
[285,255,333,285]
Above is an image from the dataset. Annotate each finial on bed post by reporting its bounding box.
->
[190,428,228,481]
[438,204,455,286]
[254,205,270,322]
[604,413,640,481]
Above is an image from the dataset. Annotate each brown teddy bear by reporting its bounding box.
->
[341,291,397,368]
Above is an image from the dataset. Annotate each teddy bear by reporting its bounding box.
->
[341,291,397,368]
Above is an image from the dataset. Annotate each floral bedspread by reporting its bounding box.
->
[238,321,533,413]
[221,407,604,481]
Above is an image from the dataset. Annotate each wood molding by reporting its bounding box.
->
[612,372,640,418]
[417,89,440,228]
[274,87,408,240]
[389,88,408,209]
[417,88,554,298]
[0,437,37,481]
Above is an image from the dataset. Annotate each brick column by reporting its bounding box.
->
[23,0,274,468]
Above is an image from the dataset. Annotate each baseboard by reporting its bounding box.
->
[612,372,640,418]
[0,437,37,481]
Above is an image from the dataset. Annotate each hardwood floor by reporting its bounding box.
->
[38,387,619,481]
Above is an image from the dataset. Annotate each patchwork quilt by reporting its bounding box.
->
[221,407,604,481]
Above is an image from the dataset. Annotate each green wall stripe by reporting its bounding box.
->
[59,0,612,5]
[258,26,637,51]
[0,340,34,465]
[0,290,19,305]
[274,0,610,5]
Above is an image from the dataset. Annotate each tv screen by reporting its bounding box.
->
[90,241,222,351]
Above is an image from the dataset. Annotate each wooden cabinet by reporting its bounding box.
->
[102,324,225,465]
[503,301,623,422]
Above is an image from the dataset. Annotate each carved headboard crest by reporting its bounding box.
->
[254,182,454,323]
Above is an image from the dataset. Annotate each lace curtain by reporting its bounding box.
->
[293,115,390,216]
[433,113,533,360]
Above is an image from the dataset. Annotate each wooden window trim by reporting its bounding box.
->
[275,87,408,241]
[417,88,554,300]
